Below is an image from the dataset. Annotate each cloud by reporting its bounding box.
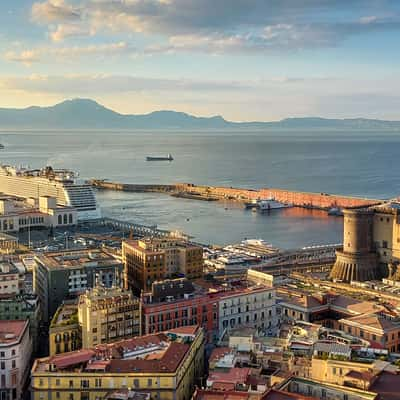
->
[50,23,93,41]
[32,0,81,23]
[30,0,400,54]
[0,74,253,94]
[5,42,133,65]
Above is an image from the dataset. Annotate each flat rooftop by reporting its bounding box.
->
[35,249,121,270]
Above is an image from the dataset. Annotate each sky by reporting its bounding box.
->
[0,0,400,121]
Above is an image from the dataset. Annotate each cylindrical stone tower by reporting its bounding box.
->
[330,209,380,282]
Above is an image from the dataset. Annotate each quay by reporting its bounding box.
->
[89,179,383,210]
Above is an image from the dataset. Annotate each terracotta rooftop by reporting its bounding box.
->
[345,370,376,383]
[342,313,399,331]
[34,328,200,374]
[208,368,251,385]
[0,320,28,345]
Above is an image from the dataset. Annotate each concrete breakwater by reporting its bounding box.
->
[89,179,383,209]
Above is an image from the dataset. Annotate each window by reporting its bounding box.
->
[56,379,60,386]
[0,362,4,370]
[148,379,152,387]
[69,380,74,388]
[58,215,62,225]
[11,360,16,369]
[81,380,89,388]
[133,379,139,388]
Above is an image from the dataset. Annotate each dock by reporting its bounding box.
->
[88,179,384,210]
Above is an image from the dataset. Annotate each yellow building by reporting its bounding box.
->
[78,285,141,349]
[49,301,81,356]
[31,326,205,400]
[122,238,203,293]
[311,357,379,389]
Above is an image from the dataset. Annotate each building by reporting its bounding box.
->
[0,262,22,296]
[0,293,40,353]
[0,320,32,400]
[276,376,377,400]
[31,326,205,400]
[78,285,141,348]
[49,300,81,356]
[34,249,123,322]
[0,195,77,234]
[141,278,219,343]
[122,238,203,293]
[331,204,400,282]
[339,312,400,352]
[218,284,276,336]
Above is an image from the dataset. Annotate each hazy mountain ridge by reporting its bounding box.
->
[0,98,399,130]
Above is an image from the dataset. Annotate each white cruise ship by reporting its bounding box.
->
[0,165,101,220]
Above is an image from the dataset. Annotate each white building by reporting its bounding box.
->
[0,320,32,400]
[218,285,277,337]
[0,195,77,234]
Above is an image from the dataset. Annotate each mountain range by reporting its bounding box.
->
[0,98,399,130]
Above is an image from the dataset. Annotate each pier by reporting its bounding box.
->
[89,179,383,210]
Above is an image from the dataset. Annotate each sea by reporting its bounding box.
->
[1,129,399,249]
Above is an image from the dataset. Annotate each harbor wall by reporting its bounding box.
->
[90,180,383,209]
[177,184,382,209]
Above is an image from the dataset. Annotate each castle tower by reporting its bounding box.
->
[330,209,380,282]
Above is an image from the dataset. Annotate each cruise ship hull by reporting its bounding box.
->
[0,170,101,221]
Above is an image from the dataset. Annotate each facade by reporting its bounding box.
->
[34,249,123,322]
[0,233,18,254]
[78,285,141,348]
[0,196,77,234]
[141,279,219,343]
[339,312,400,352]
[31,326,205,400]
[0,262,21,296]
[122,238,203,293]
[218,285,276,336]
[0,320,32,400]
[49,301,81,356]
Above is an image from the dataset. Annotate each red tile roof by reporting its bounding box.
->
[369,371,400,400]
[52,349,96,369]
[208,368,251,385]
[0,320,28,344]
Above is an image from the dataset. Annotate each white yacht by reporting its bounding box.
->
[0,164,101,220]
[257,198,292,211]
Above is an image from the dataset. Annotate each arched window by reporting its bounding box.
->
[69,214,73,224]
[63,214,68,224]
[58,215,62,225]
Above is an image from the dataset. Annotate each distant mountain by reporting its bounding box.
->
[0,98,399,130]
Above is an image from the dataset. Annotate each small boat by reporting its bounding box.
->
[146,154,173,161]
[328,207,343,216]
[0,144,4,149]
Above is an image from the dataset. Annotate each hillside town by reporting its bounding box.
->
[0,166,399,400]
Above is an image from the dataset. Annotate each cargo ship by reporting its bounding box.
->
[0,164,101,220]
[146,154,173,161]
